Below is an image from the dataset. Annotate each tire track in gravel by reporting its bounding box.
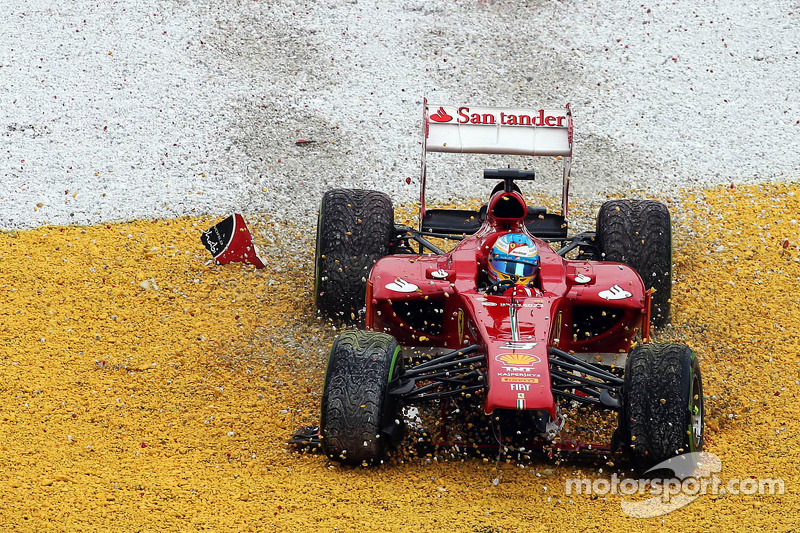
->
[201,0,666,225]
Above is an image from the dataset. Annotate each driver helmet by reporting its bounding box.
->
[488,233,540,286]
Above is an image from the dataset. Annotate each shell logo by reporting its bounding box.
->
[495,353,541,367]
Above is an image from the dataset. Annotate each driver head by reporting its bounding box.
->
[488,233,540,286]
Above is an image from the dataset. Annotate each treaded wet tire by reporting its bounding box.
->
[621,343,704,472]
[320,330,404,466]
[597,199,672,328]
[314,189,394,323]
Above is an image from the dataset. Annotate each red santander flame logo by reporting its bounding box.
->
[429,107,453,123]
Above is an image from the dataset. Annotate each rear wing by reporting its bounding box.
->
[420,99,573,228]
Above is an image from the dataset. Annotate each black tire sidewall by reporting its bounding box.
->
[313,203,325,310]
[597,199,672,328]
[320,330,403,465]
[314,189,394,323]
[621,343,703,472]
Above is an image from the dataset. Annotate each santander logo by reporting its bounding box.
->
[428,106,566,127]
[429,107,453,123]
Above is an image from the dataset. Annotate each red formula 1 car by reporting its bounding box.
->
[305,101,703,471]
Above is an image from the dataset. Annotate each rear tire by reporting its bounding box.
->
[314,189,394,324]
[621,343,704,472]
[597,199,672,328]
[320,330,404,465]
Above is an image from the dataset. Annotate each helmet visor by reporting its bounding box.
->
[491,257,539,279]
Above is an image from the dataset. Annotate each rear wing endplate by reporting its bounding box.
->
[420,100,573,228]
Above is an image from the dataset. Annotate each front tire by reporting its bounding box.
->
[621,343,704,472]
[320,330,404,465]
[597,199,672,328]
[314,189,394,324]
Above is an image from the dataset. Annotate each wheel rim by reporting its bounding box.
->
[689,371,703,451]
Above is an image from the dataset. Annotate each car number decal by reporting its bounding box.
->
[598,284,633,300]
[431,269,449,279]
[385,278,419,293]
[499,341,538,350]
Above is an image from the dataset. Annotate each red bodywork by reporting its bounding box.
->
[366,191,649,419]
